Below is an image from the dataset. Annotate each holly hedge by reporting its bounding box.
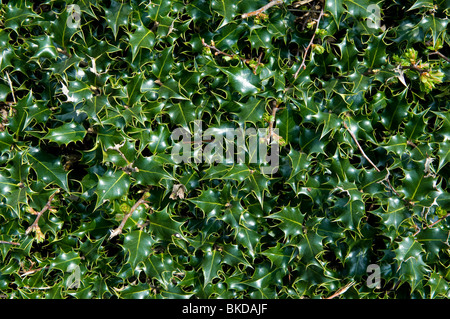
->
[0,0,449,299]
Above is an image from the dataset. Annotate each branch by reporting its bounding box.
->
[383,176,402,199]
[109,191,151,239]
[428,213,450,228]
[291,0,315,6]
[25,189,60,235]
[413,212,450,237]
[428,51,450,63]
[407,140,418,149]
[325,281,356,299]
[343,121,405,201]
[56,47,72,58]
[254,51,264,75]
[0,240,20,246]
[294,8,324,79]
[400,64,429,74]
[106,143,139,174]
[5,72,16,105]
[343,122,380,172]
[201,39,264,74]
[267,101,283,143]
[201,38,251,63]
[241,0,283,19]
[20,266,48,277]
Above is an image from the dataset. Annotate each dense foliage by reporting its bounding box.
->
[0,0,449,299]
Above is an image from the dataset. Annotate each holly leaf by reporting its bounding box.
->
[49,251,81,272]
[334,198,365,232]
[221,244,252,268]
[119,283,151,299]
[105,0,132,39]
[235,96,265,127]
[243,172,269,207]
[211,0,238,29]
[437,141,449,173]
[394,236,425,262]
[0,131,14,154]
[416,228,449,261]
[219,67,259,97]
[297,232,324,266]
[426,272,449,298]
[144,253,178,288]
[201,163,251,182]
[344,0,380,19]
[132,155,175,186]
[148,207,184,241]
[152,46,174,80]
[50,8,79,48]
[261,243,296,269]
[128,24,156,62]
[94,169,131,210]
[27,147,69,192]
[123,230,154,269]
[249,28,274,51]
[404,109,428,142]
[188,189,224,218]
[267,205,305,238]
[242,261,283,291]
[234,225,260,259]
[363,33,388,69]
[380,89,410,131]
[43,122,87,146]
[375,198,409,233]
[8,92,33,137]
[325,0,345,25]
[399,161,436,203]
[3,4,41,30]
[398,256,429,291]
[201,247,222,287]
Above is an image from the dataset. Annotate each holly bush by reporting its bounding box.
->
[0,0,449,299]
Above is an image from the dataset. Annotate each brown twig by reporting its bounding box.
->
[427,213,450,228]
[291,0,315,6]
[109,191,151,239]
[254,51,264,75]
[107,143,139,174]
[400,64,429,74]
[343,122,380,172]
[406,140,418,148]
[325,281,356,299]
[0,240,20,246]
[201,39,264,74]
[383,177,402,198]
[267,101,282,143]
[20,266,48,277]
[201,38,251,64]
[241,0,283,18]
[56,47,72,58]
[289,9,322,13]
[294,8,324,79]
[413,212,450,237]
[5,72,16,105]
[25,189,60,235]
[343,121,405,200]
[23,286,52,290]
[428,51,450,63]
